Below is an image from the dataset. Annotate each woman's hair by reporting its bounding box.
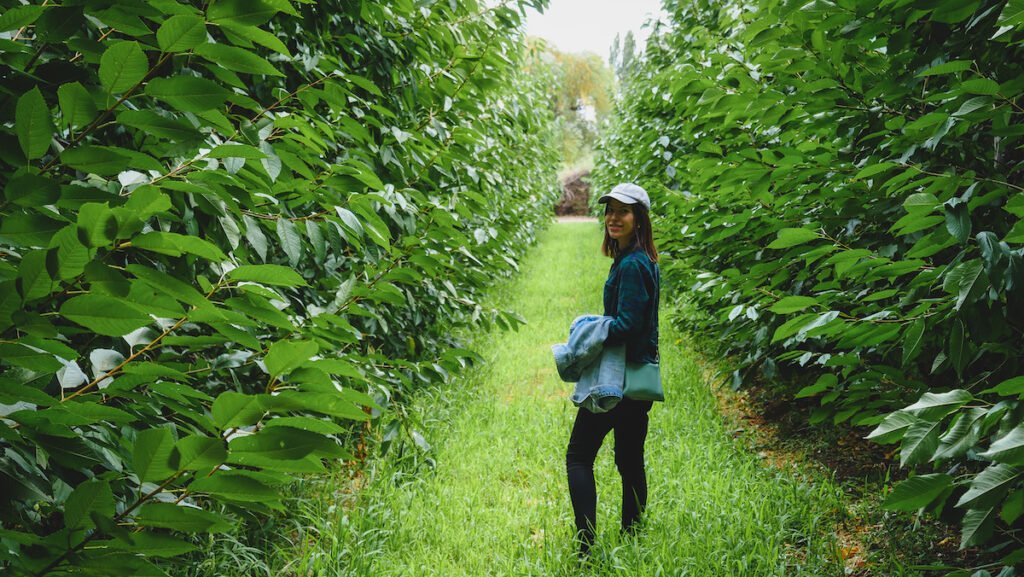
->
[602,202,659,262]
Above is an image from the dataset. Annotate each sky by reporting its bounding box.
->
[523,0,668,61]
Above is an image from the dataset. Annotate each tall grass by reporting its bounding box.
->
[280,221,847,576]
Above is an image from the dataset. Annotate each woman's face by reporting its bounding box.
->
[604,199,635,248]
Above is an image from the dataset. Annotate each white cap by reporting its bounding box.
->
[597,183,650,210]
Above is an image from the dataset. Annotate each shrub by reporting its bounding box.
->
[0,0,556,574]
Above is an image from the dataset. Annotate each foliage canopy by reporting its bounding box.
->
[0,0,556,574]
[596,0,1024,565]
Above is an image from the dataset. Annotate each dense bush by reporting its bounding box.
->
[595,0,1023,565]
[0,0,555,574]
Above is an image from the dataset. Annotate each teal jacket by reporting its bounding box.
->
[604,245,660,364]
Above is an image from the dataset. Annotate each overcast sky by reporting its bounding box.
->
[523,0,668,61]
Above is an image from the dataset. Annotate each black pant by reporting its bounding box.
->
[565,397,653,551]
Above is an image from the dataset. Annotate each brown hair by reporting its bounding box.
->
[601,202,659,262]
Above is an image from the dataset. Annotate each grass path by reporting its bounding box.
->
[294,222,847,576]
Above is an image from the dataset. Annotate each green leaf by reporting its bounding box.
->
[219,21,291,56]
[133,427,177,482]
[127,264,208,307]
[904,389,973,421]
[18,250,52,303]
[118,110,201,142]
[207,0,283,26]
[947,319,968,378]
[853,162,896,180]
[883,474,953,511]
[195,43,283,76]
[189,470,281,505]
[936,407,987,460]
[100,41,149,94]
[132,231,227,262]
[157,14,207,52]
[243,215,269,260]
[1002,490,1024,525]
[211,391,266,429]
[770,312,816,343]
[905,112,949,132]
[891,213,945,236]
[769,295,818,314]
[959,78,1001,95]
[60,294,152,336]
[77,202,119,247]
[984,376,1024,397]
[122,362,189,381]
[979,427,1024,465]
[134,502,232,533]
[977,231,1008,280]
[16,87,53,160]
[917,60,973,77]
[902,319,926,366]
[953,95,992,116]
[276,218,303,266]
[1006,220,1024,244]
[61,145,132,175]
[903,192,939,215]
[308,358,365,380]
[207,144,267,159]
[0,5,45,32]
[900,419,943,466]
[264,339,318,379]
[172,435,226,471]
[944,201,971,243]
[57,82,98,130]
[271,391,369,421]
[263,416,347,435]
[107,532,197,558]
[65,479,115,530]
[0,281,18,331]
[961,507,997,548]
[957,463,1023,509]
[228,426,337,460]
[306,219,326,263]
[0,343,60,373]
[767,228,819,249]
[4,172,59,207]
[345,73,384,97]
[942,259,987,310]
[145,76,232,112]
[228,264,308,287]
[998,0,1024,28]
[340,160,385,190]
[0,213,64,247]
[334,206,364,234]
[932,1,980,23]
[795,373,837,399]
[224,295,293,330]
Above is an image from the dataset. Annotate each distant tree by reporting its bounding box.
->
[610,33,621,75]
[524,37,615,167]
[618,30,637,82]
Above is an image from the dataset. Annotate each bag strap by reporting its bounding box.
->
[650,264,660,363]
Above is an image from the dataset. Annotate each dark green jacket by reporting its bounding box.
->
[603,245,660,364]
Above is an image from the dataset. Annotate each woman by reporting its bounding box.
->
[566,182,660,556]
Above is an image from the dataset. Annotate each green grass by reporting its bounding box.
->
[280,221,848,576]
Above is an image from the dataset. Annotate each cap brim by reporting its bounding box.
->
[597,192,638,205]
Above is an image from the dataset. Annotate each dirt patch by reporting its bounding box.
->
[554,168,591,216]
